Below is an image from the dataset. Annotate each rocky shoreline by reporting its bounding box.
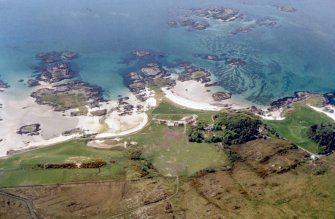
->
[269,91,325,110]
[28,51,108,113]
[35,63,75,84]
[127,62,174,101]
[125,55,233,104]
[2,47,333,157]
[31,80,104,111]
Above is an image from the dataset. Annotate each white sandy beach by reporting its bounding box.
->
[3,77,326,158]
[260,108,286,121]
[0,86,155,157]
[162,80,246,111]
[96,112,148,138]
[161,80,289,121]
[0,90,79,156]
[309,105,335,121]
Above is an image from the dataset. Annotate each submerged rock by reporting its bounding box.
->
[133,50,151,58]
[256,17,278,27]
[0,80,10,91]
[27,79,41,87]
[231,26,256,35]
[61,51,78,59]
[193,54,223,61]
[225,58,247,66]
[167,20,178,27]
[36,51,78,64]
[191,21,210,30]
[276,5,297,13]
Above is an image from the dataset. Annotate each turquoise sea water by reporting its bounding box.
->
[0,0,334,104]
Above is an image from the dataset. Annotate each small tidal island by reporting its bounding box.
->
[168,6,241,31]
[31,80,104,111]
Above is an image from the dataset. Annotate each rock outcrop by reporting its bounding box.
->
[17,124,41,136]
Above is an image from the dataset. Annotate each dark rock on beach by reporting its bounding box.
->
[91,109,107,117]
[212,92,232,101]
[17,124,41,136]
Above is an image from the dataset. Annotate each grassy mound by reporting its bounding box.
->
[266,105,335,153]
[0,140,126,187]
[127,123,227,177]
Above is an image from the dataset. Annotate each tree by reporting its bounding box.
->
[308,123,335,154]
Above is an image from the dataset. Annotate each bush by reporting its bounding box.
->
[308,123,335,154]
[127,147,143,160]
[187,112,262,145]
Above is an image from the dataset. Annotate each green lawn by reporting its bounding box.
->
[0,140,126,187]
[265,105,335,153]
[152,101,198,115]
[152,101,214,123]
[127,123,227,177]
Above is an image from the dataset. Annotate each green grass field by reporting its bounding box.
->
[152,101,198,115]
[0,140,126,187]
[266,105,335,153]
[152,100,214,123]
[127,123,227,177]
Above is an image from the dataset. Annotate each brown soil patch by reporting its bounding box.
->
[2,178,178,219]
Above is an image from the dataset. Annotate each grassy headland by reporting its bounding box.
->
[266,105,335,153]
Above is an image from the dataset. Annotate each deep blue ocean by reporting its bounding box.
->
[0,0,334,104]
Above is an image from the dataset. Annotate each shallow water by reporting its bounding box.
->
[0,0,334,104]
